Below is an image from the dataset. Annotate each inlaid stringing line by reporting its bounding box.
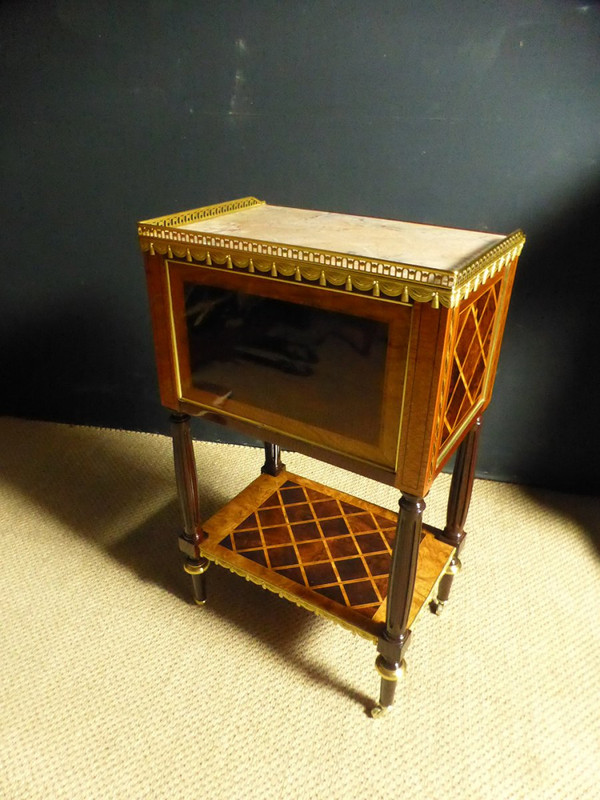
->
[463,299,492,373]
[303,493,352,607]
[253,507,273,571]
[454,301,475,344]
[450,371,477,430]
[451,306,489,400]
[275,486,310,588]
[471,287,496,366]
[332,498,386,607]
[450,349,476,408]
[444,309,478,419]
[478,287,500,368]
[366,516,396,607]
[449,296,496,424]
[368,518,396,606]
[250,484,397,609]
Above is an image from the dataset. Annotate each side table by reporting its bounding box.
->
[138,198,524,715]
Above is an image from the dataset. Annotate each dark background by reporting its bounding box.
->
[2,0,599,493]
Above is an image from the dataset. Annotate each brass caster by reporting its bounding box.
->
[431,599,446,616]
[370,704,392,719]
[193,598,207,607]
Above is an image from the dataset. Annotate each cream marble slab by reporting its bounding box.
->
[181,204,504,272]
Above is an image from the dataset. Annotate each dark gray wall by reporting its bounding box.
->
[2,1,599,493]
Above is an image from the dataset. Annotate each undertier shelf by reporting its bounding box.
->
[200,471,454,640]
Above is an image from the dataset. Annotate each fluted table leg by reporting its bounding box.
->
[433,415,482,614]
[371,493,425,717]
[171,412,209,605]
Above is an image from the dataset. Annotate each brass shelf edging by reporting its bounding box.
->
[200,538,455,644]
[199,547,379,642]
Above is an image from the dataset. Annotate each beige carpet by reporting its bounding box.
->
[0,417,598,799]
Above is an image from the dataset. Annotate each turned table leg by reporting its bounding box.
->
[170,412,209,605]
[433,414,482,614]
[371,493,425,717]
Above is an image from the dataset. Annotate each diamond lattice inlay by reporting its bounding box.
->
[440,283,499,449]
[220,480,401,619]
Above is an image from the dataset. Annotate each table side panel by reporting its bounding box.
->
[433,251,520,472]
[484,251,520,406]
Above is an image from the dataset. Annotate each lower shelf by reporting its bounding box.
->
[200,470,454,640]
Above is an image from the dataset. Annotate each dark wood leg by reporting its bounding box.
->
[261,442,285,477]
[170,412,209,606]
[433,414,482,614]
[371,493,425,718]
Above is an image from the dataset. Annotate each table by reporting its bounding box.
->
[138,197,525,716]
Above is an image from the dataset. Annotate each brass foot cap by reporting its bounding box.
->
[370,704,392,719]
[432,599,446,616]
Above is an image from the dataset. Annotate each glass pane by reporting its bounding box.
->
[183,283,388,444]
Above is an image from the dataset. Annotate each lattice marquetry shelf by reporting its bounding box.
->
[200,472,454,640]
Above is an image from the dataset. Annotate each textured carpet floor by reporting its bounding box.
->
[0,417,598,799]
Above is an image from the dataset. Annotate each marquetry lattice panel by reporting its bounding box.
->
[200,471,454,638]
[221,479,400,619]
[439,281,499,452]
